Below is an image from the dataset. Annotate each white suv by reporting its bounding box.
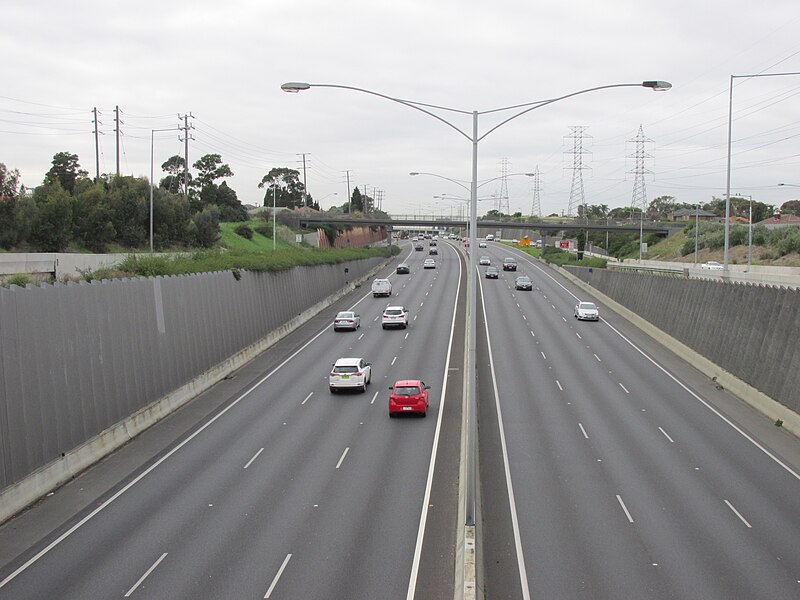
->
[329,357,372,393]
[382,306,409,329]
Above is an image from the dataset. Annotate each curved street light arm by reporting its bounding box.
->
[410,171,471,193]
[283,82,473,142]
[477,82,645,143]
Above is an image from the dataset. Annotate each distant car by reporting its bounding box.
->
[486,234,495,241]
[329,357,372,393]
[396,263,410,274]
[371,278,393,297]
[511,238,518,244]
[514,276,532,291]
[534,240,542,248]
[423,258,436,269]
[382,305,409,329]
[701,261,724,270]
[429,247,438,255]
[411,236,418,242]
[388,380,430,418]
[429,240,437,246]
[479,256,491,266]
[414,243,424,251]
[478,241,487,248]
[502,258,517,271]
[449,234,458,239]
[333,311,360,331]
[574,301,600,321]
[485,266,499,279]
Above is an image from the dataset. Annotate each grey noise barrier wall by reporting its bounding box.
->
[0,257,386,522]
[564,265,800,426]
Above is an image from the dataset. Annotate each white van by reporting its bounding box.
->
[486,234,495,241]
[371,278,393,297]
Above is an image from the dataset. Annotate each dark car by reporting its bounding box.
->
[514,276,532,290]
[485,266,499,279]
[503,258,517,271]
[414,244,424,251]
[396,263,410,274]
[429,247,438,255]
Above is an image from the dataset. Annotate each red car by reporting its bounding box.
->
[388,380,430,418]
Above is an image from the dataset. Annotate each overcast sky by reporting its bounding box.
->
[3,0,800,217]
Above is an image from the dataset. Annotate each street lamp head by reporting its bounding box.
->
[281,82,311,93]
[642,80,673,91]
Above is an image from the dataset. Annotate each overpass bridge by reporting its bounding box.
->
[293,214,677,236]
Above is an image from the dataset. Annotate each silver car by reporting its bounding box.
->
[333,311,360,331]
[574,301,600,321]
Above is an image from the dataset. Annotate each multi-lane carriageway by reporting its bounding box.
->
[0,239,799,599]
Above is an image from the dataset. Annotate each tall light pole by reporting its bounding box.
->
[280,79,671,579]
[694,202,700,266]
[723,70,800,272]
[150,127,181,252]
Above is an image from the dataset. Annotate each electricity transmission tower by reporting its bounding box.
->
[496,157,511,214]
[529,166,542,218]
[628,124,653,215]
[565,126,591,216]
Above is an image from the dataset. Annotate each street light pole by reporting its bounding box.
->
[281,78,671,586]
[723,70,800,272]
[695,202,700,266]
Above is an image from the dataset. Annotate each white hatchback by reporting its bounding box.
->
[329,357,372,393]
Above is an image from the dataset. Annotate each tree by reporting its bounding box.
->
[648,195,676,219]
[160,155,189,194]
[187,206,220,247]
[780,200,800,217]
[44,152,88,194]
[107,176,149,248]
[0,162,21,199]
[193,154,233,188]
[199,181,247,221]
[350,187,364,213]
[72,184,116,252]
[29,184,73,251]
[259,167,306,208]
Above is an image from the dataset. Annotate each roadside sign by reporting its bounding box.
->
[559,240,569,249]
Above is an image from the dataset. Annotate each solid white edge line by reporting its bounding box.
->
[243,447,265,469]
[578,423,589,439]
[616,494,634,523]
[335,447,350,470]
[723,499,752,528]
[264,553,292,598]
[301,392,313,405]
[124,552,168,597]
[525,257,800,482]
[477,266,532,599]
[0,270,386,590]
[406,242,461,600]
[658,427,675,443]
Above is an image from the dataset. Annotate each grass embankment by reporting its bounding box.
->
[500,241,608,268]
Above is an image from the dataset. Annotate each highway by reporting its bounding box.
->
[2,237,800,599]
[474,243,800,599]
[0,240,465,599]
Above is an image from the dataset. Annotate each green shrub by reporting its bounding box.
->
[5,273,34,287]
[254,223,272,237]
[234,224,253,239]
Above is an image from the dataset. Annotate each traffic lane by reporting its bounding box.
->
[478,275,672,598]
[0,251,460,596]
[483,260,800,598]
[516,257,800,554]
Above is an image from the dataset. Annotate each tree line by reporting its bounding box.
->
[0,153,368,253]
